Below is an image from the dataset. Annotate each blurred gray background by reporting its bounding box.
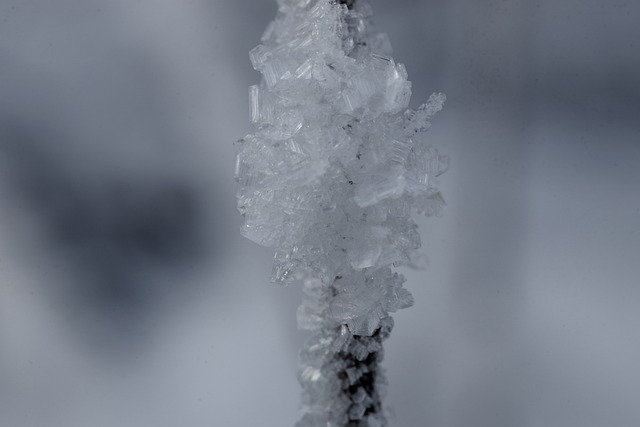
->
[1,1,639,426]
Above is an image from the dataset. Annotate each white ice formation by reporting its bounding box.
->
[235,0,447,425]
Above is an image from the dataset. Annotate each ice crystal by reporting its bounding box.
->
[236,0,447,425]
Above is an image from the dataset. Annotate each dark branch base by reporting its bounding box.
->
[335,319,393,426]
[337,0,357,10]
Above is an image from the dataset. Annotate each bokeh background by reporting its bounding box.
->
[1,0,639,426]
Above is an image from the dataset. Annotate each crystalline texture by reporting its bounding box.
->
[236,1,447,426]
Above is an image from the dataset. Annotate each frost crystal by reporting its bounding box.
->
[236,0,447,425]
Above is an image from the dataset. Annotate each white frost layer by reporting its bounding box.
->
[237,0,447,297]
[237,1,447,424]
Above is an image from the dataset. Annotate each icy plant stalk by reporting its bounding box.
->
[236,0,447,425]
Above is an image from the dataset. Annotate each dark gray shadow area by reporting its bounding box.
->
[0,45,223,362]
[0,117,211,360]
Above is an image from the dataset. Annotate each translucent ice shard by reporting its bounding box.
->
[236,0,447,425]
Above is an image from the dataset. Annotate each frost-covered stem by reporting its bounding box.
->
[297,278,394,426]
[236,0,447,426]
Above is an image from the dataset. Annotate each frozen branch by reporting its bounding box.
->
[236,0,447,425]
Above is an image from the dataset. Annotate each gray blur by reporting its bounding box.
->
[0,0,639,426]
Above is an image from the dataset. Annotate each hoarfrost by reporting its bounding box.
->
[236,0,447,425]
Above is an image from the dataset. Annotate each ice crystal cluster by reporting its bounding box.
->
[235,0,447,425]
